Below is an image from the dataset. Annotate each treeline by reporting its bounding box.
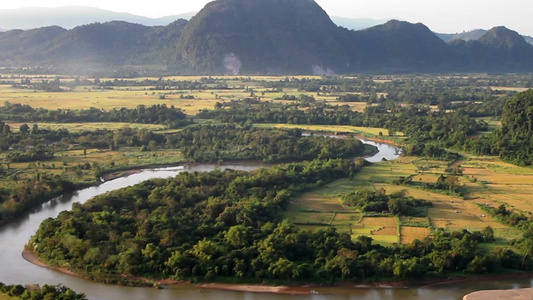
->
[0,102,190,128]
[29,160,531,285]
[0,283,86,300]
[341,189,431,216]
[168,125,366,162]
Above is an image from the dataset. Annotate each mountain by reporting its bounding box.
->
[437,29,533,46]
[449,27,533,72]
[351,20,453,72]
[174,0,355,74]
[1,0,533,75]
[0,19,189,71]
[0,6,194,29]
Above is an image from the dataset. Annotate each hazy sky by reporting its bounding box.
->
[0,0,531,35]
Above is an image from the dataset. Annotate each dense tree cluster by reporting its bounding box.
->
[465,90,533,165]
[29,159,360,284]
[0,283,86,300]
[341,189,431,216]
[168,125,366,162]
[0,102,190,128]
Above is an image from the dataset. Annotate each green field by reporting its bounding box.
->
[284,193,360,235]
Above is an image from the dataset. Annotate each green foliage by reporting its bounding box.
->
[341,189,431,216]
[465,89,533,166]
[169,125,366,162]
[0,102,190,129]
[0,283,86,300]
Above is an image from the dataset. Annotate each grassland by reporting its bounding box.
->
[0,75,385,116]
[254,123,405,138]
[0,293,15,300]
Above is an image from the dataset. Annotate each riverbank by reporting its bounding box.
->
[22,249,533,296]
[464,288,533,300]
[22,250,316,295]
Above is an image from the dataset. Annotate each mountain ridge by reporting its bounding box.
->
[1,0,533,75]
[0,6,195,29]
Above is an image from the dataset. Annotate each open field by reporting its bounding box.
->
[284,193,360,235]
[461,156,533,215]
[254,123,405,137]
[352,217,399,246]
[401,226,430,244]
[0,84,224,115]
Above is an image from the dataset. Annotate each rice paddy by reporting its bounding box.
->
[285,153,530,246]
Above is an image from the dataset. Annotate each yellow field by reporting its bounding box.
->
[351,217,399,246]
[349,155,527,242]
[0,85,223,115]
[401,227,430,244]
[461,156,533,214]
[254,123,405,138]
[0,293,16,300]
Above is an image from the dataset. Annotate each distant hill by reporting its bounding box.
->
[438,29,533,46]
[351,20,453,72]
[449,27,533,72]
[0,6,194,29]
[0,19,189,73]
[1,0,533,75]
[438,29,488,43]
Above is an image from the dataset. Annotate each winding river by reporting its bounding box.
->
[0,139,531,300]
